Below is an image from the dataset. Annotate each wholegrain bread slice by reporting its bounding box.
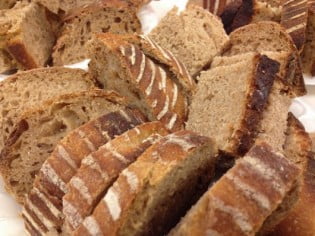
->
[269,114,315,236]
[187,54,279,156]
[22,108,147,236]
[88,33,188,132]
[63,121,169,233]
[0,67,96,150]
[149,4,229,77]
[0,2,56,72]
[224,21,306,96]
[301,0,315,76]
[52,0,141,66]
[74,131,218,236]
[169,143,300,236]
[0,89,126,202]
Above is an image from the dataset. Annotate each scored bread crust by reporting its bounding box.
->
[169,143,300,236]
[0,89,127,203]
[63,121,169,233]
[74,130,217,236]
[22,108,147,236]
[52,0,141,65]
[268,114,315,236]
[0,67,96,150]
[88,33,188,132]
[281,0,308,52]
[224,21,306,96]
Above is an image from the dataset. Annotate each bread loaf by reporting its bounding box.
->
[74,130,218,236]
[223,21,306,96]
[22,108,147,236]
[269,114,315,236]
[0,67,95,150]
[0,89,126,202]
[0,2,56,72]
[52,0,141,65]
[63,121,169,233]
[187,54,279,156]
[301,0,315,76]
[149,4,229,77]
[88,33,188,131]
[169,143,300,236]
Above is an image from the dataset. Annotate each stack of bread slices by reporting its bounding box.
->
[0,1,314,236]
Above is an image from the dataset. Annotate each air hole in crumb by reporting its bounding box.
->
[114,17,121,23]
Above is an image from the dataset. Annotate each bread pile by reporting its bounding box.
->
[0,1,314,236]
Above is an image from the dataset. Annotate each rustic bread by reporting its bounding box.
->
[22,108,147,236]
[63,121,169,233]
[88,33,188,132]
[0,89,126,202]
[269,114,315,236]
[0,2,55,72]
[187,54,279,156]
[74,130,218,236]
[301,1,315,76]
[223,21,306,96]
[281,0,308,52]
[0,67,95,150]
[149,4,229,77]
[52,0,141,66]
[169,143,300,236]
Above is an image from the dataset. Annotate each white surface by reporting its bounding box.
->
[0,0,314,235]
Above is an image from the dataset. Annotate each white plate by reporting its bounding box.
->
[0,0,314,234]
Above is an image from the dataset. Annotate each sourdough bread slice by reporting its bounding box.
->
[187,54,279,156]
[74,131,218,236]
[0,89,126,202]
[149,5,229,77]
[88,33,188,132]
[301,1,315,76]
[0,2,56,72]
[169,143,300,236]
[63,121,169,233]
[0,67,96,150]
[52,0,141,66]
[269,114,315,236]
[224,21,306,96]
[22,108,147,236]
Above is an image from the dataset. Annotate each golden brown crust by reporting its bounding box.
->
[170,143,300,236]
[63,121,169,233]
[74,130,217,236]
[22,108,147,235]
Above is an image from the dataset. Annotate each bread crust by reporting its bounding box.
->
[74,130,217,236]
[22,108,147,235]
[170,143,300,236]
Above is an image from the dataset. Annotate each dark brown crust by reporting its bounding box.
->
[235,55,279,156]
[7,39,38,69]
[220,0,244,32]
[229,0,254,33]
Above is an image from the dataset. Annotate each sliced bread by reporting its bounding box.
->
[0,89,126,202]
[0,67,96,150]
[52,0,141,66]
[0,2,56,72]
[223,21,306,96]
[87,33,188,131]
[63,121,169,233]
[74,130,218,236]
[169,143,300,236]
[301,1,315,76]
[22,108,147,236]
[149,4,229,77]
[186,54,279,156]
[269,114,315,236]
